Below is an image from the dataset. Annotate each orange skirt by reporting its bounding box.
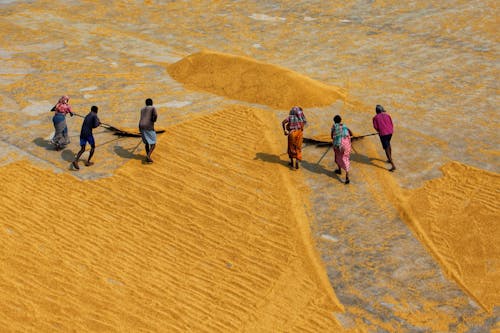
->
[287,129,303,160]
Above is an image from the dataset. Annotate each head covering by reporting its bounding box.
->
[289,106,300,116]
[376,104,385,113]
[55,95,72,114]
[286,106,306,131]
[58,95,69,104]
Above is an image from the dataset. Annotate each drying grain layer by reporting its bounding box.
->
[401,162,500,312]
[0,106,347,332]
[166,50,500,330]
[168,50,347,110]
[1,0,499,330]
[169,50,500,315]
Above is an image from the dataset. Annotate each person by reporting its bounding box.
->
[139,98,158,163]
[331,115,353,184]
[50,95,74,150]
[72,105,101,170]
[282,106,307,169]
[372,104,396,171]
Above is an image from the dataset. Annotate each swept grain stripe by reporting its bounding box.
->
[0,105,344,332]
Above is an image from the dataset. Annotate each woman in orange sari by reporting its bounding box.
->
[282,106,307,169]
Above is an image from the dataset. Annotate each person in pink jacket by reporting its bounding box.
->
[50,95,74,150]
[372,104,396,171]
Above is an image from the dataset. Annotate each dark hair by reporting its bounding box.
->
[376,104,385,114]
[333,115,342,124]
[91,105,98,113]
[146,98,153,106]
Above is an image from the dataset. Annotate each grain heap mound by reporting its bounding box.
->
[168,50,346,109]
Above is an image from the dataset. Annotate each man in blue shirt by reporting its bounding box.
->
[72,105,101,170]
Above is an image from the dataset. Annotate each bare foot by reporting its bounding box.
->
[345,178,350,184]
[145,157,153,164]
[389,166,396,172]
[72,160,80,170]
[335,169,341,175]
[85,161,94,167]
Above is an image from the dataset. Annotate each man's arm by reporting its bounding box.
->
[151,108,158,123]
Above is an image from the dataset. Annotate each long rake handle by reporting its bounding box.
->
[316,145,331,164]
[72,112,122,132]
[352,132,378,139]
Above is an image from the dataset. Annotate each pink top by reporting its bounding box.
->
[54,95,73,115]
[55,103,73,115]
[372,112,393,136]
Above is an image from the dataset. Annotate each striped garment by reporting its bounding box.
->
[296,109,307,124]
[285,114,305,131]
[332,123,352,172]
[332,123,349,148]
[334,137,352,172]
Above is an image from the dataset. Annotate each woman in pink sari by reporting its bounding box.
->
[331,115,353,184]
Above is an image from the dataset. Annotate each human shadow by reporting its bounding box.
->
[33,137,75,152]
[61,137,125,161]
[254,152,290,168]
[254,151,344,182]
[254,150,387,181]
[114,142,144,161]
[300,159,344,183]
[61,149,75,162]
[350,150,388,171]
[301,146,387,181]
[33,137,54,150]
